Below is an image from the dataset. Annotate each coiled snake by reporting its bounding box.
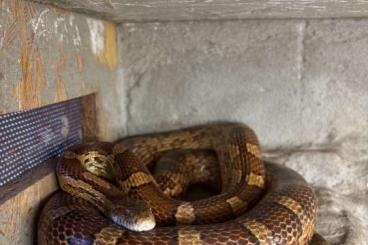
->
[38,123,328,244]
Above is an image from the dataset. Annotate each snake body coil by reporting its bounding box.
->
[38,123,324,244]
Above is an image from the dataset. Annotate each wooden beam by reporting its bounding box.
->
[81,93,99,142]
[0,1,121,243]
[0,159,58,244]
[31,0,368,22]
[0,161,56,206]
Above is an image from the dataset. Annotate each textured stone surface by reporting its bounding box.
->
[119,20,368,244]
[120,20,368,148]
[314,188,368,244]
[301,20,368,147]
[265,136,368,244]
[120,20,305,148]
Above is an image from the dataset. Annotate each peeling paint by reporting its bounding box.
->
[30,8,49,39]
[86,18,104,55]
[1,1,123,242]
[68,15,75,26]
[29,8,82,45]
[1,0,121,143]
[0,2,121,243]
[53,16,67,42]
[69,15,82,47]
[72,24,82,47]
[97,21,118,70]
[86,18,117,70]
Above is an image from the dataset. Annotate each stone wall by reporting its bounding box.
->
[119,20,368,244]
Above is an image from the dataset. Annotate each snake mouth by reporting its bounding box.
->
[109,197,156,232]
[112,215,156,232]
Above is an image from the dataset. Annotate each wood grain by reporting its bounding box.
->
[30,0,368,22]
[0,161,56,207]
[0,169,58,245]
[0,0,121,141]
[81,93,99,142]
[0,0,121,244]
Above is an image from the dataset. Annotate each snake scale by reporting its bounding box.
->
[38,123,328,245]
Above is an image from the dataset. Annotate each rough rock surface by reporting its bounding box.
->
[119,19,368,244]
[265,137,368,244]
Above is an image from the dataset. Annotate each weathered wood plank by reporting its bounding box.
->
[0,1,122,244]
[81,93,99,142]
[0,171,58,245]
[0,161,56,207]
[0,0,123,140]
[30,0,368,22]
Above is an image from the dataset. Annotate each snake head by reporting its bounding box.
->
[109,197,156,232]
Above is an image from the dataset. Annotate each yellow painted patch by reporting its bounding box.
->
[97,21,118,70]
[178,228,202,245]
[175,203,195,224]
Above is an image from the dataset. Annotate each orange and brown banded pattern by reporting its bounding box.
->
[38,123,319,245]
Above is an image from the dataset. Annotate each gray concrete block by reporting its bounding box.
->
[301,20,368,146]
[120,20,305,148]
[120,19,368,150]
